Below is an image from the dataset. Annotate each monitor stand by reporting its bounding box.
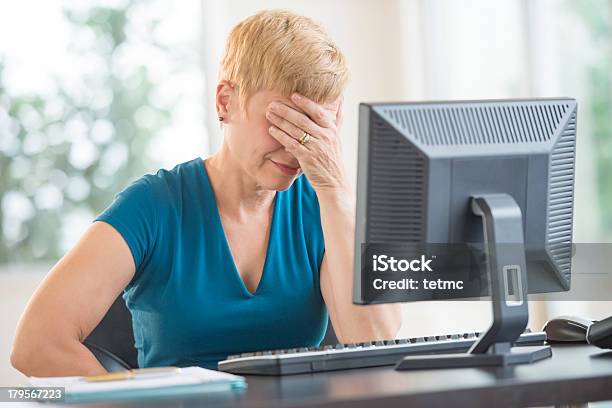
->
[396,193,552,370]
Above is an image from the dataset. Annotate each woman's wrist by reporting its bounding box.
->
[311,164,352,198]
[315,183,355,213]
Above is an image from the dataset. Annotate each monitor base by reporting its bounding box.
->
[395,345,552,370]
[396,194,550,372]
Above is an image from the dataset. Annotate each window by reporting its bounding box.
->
[0,0,205,263]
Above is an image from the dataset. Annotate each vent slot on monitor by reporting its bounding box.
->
[366,114,426,242]
[546,110,576,285]
[380,102,571,146]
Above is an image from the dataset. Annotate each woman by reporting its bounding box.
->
[11,9,401,376]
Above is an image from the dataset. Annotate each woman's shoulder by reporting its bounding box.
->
[130,158,203,193]
[116,158,205,212]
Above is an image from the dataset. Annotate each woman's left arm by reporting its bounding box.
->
[317,187,402,343]
[266,93,402,343]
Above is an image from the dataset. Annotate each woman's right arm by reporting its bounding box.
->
[11,221,136,377]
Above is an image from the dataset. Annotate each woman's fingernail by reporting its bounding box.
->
[292,93,300,102]
[269,126,275,133]
[266,111,272,119]
[269,102,278,110]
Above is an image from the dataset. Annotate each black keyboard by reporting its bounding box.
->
[218,330,546,375]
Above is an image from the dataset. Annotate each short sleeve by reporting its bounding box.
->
[94,175,161,270]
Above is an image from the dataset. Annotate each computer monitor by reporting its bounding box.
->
[353,98,577,369]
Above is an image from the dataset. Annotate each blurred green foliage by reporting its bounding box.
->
[0,2,171,263]
[572,0,612,232]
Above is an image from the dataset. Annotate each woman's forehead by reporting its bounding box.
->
[251,89,339,112]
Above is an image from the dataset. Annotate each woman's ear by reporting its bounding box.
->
[216,80,235,123]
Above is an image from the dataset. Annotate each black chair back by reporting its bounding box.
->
[84,296,138,371]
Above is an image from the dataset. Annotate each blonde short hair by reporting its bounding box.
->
[219,9,349,111]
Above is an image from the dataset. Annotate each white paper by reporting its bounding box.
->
[28,367,244,395]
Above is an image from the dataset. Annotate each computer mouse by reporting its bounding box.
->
[542,315,594,342]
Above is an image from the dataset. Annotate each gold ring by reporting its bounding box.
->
[299,132,311,145]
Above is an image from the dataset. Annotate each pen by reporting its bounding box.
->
[85,367,181,383]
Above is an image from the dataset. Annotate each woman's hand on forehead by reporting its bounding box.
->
[265,92,348,194]
[268,94,342,126]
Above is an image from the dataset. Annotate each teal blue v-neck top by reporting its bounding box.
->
[95,158,328,369]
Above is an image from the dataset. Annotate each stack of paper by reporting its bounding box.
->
[28,367,246,403]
